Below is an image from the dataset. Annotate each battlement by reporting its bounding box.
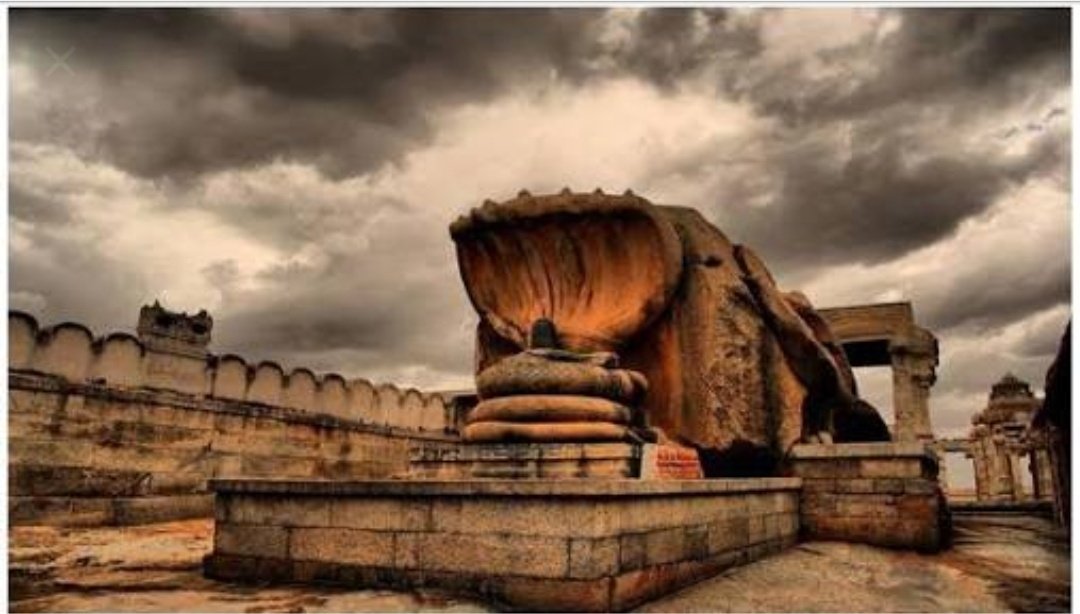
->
[136,301,213,357]
[9,310,455,435]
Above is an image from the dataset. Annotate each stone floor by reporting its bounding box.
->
[9,513,1070,613]
[640,512,1070,613]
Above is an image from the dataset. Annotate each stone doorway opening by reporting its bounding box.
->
[848,365,894,433]
[942,451,976,502]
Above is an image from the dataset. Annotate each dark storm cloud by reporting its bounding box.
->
[9,7,1071,392]
[12,8,424,180]
[740,8,1069,126]
[923,263,1070,334]
[10,224,150,332]
[10,183,73,225]
[208,216,475,377]
[11,7,765,182]
[735,119,1069,269]
[680,8,1072,273]
[10,9,575,181]
[600,8,762,89]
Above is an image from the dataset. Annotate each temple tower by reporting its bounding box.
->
[967,374,1052,503]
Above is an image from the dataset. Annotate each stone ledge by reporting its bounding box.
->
[789,442,932,459]
[409,442,644,479]
[411,441,642,461]
[11,494,213,526]
[205,477,800,611]
[789,445,946,552]
[10,464,206,497]
[208,477,802,497]
[204,537,795,612]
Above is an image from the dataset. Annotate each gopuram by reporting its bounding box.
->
[203,191,949,611]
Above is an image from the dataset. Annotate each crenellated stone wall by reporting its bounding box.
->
[8,310,464,526]
[9,311,457,432]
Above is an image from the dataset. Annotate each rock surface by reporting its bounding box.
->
[453,192,890,473]
[641,512,1070,613]
[9,520,490,613]
[9,513,1068,612]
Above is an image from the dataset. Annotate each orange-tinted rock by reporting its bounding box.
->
[462,421,631,443]
[476,351,646,404]
[451,191,683,352]
[452,192,890,473]
[468,395,633,425]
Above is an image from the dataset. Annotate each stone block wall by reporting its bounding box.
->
[10,312,455,432]
[205,478,802,612]
[10,373,459,526]
[9,310,463,526]
[789,442,948,552]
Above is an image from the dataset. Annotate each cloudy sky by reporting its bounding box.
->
[9,8,1071,474]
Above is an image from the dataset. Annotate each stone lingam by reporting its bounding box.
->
[429,189,890,479]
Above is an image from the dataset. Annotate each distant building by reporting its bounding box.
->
[967,374,1054,503]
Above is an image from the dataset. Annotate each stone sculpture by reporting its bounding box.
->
[465,318,650,443]
[450,190,890,476]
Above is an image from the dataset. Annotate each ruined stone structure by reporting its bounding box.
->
[8,306,459,526]
[965,374,1055,503]
[450,190,892,477]
[818,303,939,441]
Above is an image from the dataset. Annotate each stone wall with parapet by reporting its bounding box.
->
[9,311,456,432]
[8,311,462,526]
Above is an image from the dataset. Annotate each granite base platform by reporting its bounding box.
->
[790,442,949,552]
[204,478,801,611]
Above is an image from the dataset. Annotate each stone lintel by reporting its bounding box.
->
[790,442,933,459]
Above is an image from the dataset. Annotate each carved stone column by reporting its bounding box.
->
[972,446,989,500]
[1030,445,1056,501]
[889,328,938,442]
[934,448,951,495]
[1006,451,1025,501]
[990,436,1016,501]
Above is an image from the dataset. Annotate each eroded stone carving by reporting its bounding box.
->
[465,319,649,443]
[451,191,890,475]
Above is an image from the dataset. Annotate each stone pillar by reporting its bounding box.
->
[967,451,981,499]
[1032,447,1056,501]
[889,329,937,442]
[1006,452,1025,501]
[969,428,993,501]
[990,439,1016,501]
[934,448,950,495]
